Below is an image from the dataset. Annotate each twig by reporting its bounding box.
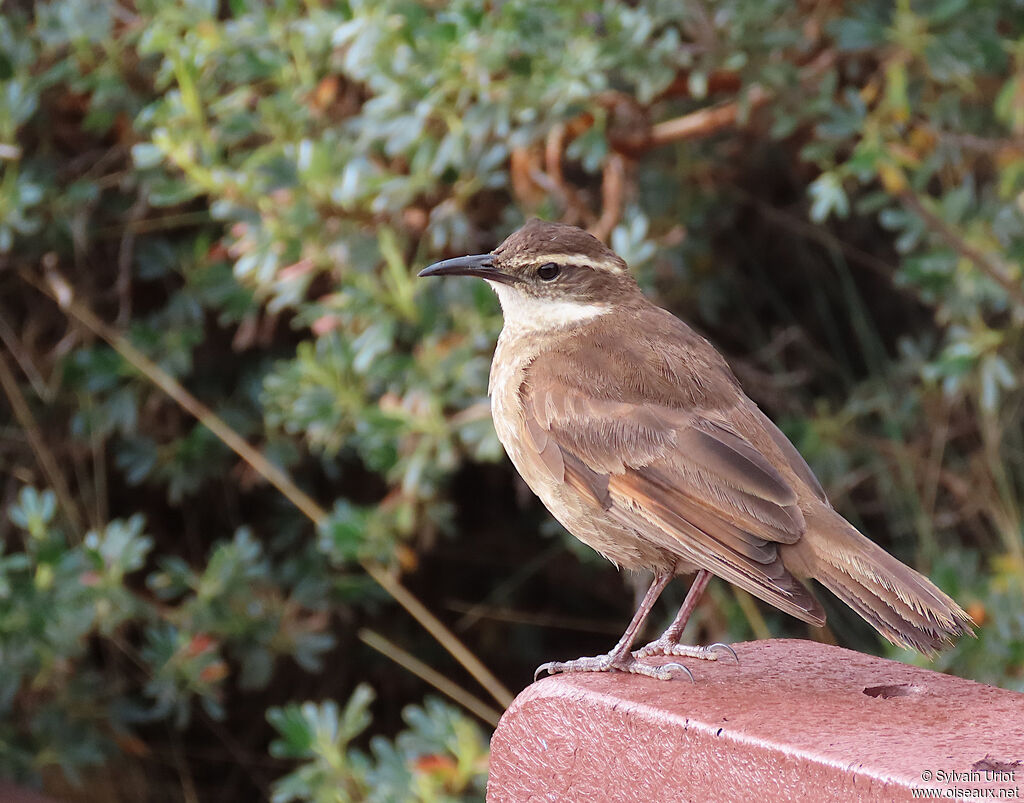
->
[921,402,950,558]
[509,147,544,210]
[195,713,273,801]
[447,400,489,426]
[527,165,595,227]
[544,124,568,200]
[22,263,515,709]
[731,586,772,640]
[116,194,149,327]
[543,124,597,227]
[169,733,202,803]
[648,86,771,149]
[453,543,563,630]
[0,306,53,402]
[95,210,212,238]
[898,190,1024,309]
[447,600,625,636]
[358,629,502,727]
[588,153,626,243]
[92,420,109,529]
[0,349,84,540]
[808,621,838,646]
[361,563,512,706]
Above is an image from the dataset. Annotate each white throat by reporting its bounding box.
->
[488,281,611,332]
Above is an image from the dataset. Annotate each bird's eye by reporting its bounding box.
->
[537,263,561,281]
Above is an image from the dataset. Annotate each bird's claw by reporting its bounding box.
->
[533,654,694,682]
[708,642,740,663]
[632,639,740,664]
[654,661,695,682]
[533,654,617,681]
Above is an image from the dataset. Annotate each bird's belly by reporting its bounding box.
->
[490,385,674,573]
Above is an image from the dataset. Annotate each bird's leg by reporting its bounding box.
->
[632,569,738,662]
[535,571,694,681]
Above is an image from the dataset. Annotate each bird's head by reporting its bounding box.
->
[418,219,642,330]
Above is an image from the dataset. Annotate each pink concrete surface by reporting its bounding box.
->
[487,639,1024,802]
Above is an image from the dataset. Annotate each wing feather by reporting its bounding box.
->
[518,326,826,624]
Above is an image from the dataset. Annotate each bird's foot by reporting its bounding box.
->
[632,639,739,663]
[534,652,694,683]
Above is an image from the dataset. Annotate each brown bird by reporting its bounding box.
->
[419,219,973,680]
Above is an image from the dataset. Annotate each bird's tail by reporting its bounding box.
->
[793,506,974,653]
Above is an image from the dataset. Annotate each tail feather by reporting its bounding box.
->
[794,507,974,654]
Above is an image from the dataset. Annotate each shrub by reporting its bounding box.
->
[1,0,1021,798]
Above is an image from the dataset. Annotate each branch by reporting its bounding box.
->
[898,190,1024,309]
[647,86,771,149]
[358,629,502,727]
[614,49,837,155]
[588,153,626,243]
[0,349,85,540]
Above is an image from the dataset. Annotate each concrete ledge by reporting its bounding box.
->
[487,639,1024,802]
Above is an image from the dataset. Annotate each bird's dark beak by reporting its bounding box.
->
[417,253,519,284]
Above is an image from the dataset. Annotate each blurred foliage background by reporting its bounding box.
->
[1,0,1023,800]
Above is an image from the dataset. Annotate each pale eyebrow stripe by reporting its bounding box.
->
[511,253,627,274]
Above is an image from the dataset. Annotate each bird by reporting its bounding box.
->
[419,219,973,681]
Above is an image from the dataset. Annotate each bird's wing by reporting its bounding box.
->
[520,330,825,625]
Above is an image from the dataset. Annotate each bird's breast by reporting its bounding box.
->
[488,328,535,462]
[486,327,677,572]
[490,329,578,507]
